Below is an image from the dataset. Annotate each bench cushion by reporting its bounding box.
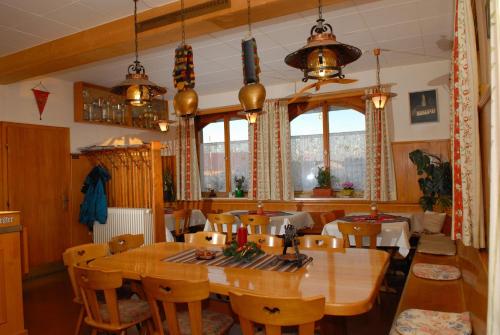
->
[413,263,461,281]
[417,234,457,256]
[391,309,471,335]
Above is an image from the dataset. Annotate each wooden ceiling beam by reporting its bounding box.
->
[0,0,345,84]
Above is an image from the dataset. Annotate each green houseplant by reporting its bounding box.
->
[409,149,452,211]
[313,166,334,197]
[234,175,245,198]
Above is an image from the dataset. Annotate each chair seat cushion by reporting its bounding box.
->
[163,309,233,335]
[99,298,151,324]
[412,263,461,281]
[391,309,471,335]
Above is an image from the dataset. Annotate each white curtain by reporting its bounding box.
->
[450,0,485,248]
[248,100,294,200]
[487,0,499,333]
[176,117,201,200]
[364,90,397,201]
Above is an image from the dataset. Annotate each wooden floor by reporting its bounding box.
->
[23,271,401,335]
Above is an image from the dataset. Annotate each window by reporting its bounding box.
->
[290,103,365,197]
[199,115,249,196]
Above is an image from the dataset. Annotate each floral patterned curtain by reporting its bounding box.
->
[450,0,485,248]
[364,89,397,201]
[176,117,201,200]
[248,100,294,200]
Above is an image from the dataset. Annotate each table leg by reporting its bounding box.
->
[319,315,347,335]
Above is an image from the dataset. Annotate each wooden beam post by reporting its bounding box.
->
[151,141,166,242]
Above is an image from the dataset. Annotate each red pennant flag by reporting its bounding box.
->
[32,89,50,120]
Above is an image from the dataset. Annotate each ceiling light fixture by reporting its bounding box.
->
[361,48,397,110]
[284,0,361,82]
[238,0,266,124]
[173,0,198,118]
[111,0,166,106]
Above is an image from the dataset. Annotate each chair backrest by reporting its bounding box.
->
[229,291,325,335]
[207,213,237,241]
[172,209,190,235]
[184,232,227,245]
[142,276,210,335]
[247,234,283,247]
[240,215,270,234]
[320,210,346,225]
[73,266,124,329]
[337,222,381,249]
[298,235,344,249]
[108,234,144,254]
[63,243,109,302]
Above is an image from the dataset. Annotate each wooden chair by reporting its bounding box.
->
[184,232,227,246]
[207,213,237,241]
[300,210,346,235]
[172,209,191,241]
[63,243,109,335]
[337,222,381,249]
[240,214,270,234]
[108,234,144,254]
[229,291,325,335]
[141,276,234,335]
[298,235,344,249]
[248,234,283,247]
[73,266,152,335]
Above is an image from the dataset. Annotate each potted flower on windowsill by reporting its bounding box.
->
[234,176,245,198]
[313,167,334,197]
[340,181,354,197]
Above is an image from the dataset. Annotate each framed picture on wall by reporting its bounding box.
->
[409,89,438,124]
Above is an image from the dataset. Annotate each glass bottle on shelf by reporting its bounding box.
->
[82,89,90,121]
[92,98,102,122]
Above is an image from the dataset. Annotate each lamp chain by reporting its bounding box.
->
[181,0,186,45]
[134,0,139,64]
[376,53,381,88]
[318,0,323,20]
[247,0,252,35]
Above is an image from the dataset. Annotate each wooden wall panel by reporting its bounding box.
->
[392,140,450,203]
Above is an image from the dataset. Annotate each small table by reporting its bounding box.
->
[204,210,315,235]
[321,213,412,257]
[90,242,389,316]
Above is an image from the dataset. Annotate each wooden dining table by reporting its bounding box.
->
[90,242,389,317]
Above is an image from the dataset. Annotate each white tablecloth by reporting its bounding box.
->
[321,214,412,257]
[164,209,206,242]
[203,211,315,235]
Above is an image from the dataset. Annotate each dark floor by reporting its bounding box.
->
[23,268,404,335]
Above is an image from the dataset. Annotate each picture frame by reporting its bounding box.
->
[409,89,438,124]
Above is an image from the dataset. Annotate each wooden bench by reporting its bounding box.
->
[395,240,488,334]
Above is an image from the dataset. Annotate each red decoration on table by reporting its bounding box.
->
[256,201,264,215]
[369,202,378,219]
[237,226,248,247]
[31,82,50,120]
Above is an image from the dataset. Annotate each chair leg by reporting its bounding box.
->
[75,306,85,335]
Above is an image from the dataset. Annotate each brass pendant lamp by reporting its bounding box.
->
[361,49,397,110]
[111,0,166,106]
[284,0,361,82]
[173,0,199,118]
[238,0,266,124]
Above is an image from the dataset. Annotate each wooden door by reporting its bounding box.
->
[2,123,71,270]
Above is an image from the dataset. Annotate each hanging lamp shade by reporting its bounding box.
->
[111,0,166,106]
[361,49,397,110]
[285,0,361,82]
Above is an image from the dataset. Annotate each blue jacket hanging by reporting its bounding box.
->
[79,165,111,231]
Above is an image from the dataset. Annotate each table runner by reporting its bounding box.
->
[163,248,312,273]
[338,214,411,224]
[230,210,294,218]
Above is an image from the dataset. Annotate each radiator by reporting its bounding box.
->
[92,208,154,245]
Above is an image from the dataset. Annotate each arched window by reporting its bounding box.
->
[290,103,365,197]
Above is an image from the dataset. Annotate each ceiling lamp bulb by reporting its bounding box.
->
[127,84,149,106]
[245,112,259,124]
[158,120,174,132]
[284,0,361,82]
[371,92,388,110]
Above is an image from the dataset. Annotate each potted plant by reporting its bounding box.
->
[163,169,175,202]
[409,149,452,211]
[340,181,354,197]
[234,175,245,198]
[313,167,334,197]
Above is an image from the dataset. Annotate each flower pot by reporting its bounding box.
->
[235,189,245,198]
[312,187,333,197]
[341,189,354,197]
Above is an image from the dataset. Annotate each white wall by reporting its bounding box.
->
[0,77,174,152]
[198,60,452,142]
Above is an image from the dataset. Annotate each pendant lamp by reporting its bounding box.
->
[111,0,166,106]
[238,0,266,124]
[361,49,397,110]
[285,0,361,82]
[173,0,198,118]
